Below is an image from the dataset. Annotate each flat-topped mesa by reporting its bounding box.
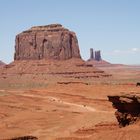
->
[31,23,62,29]
[28,24,68,32]
[14,24,81,60]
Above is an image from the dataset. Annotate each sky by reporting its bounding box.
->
[0,0,140,64]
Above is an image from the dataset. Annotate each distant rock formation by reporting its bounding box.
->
[14,24,81,60]
[87,48,111,66]
[89,48,101,61]
[0,60,5,66]
[108,93,140,127]
[95,50,101,61]
[90,48,94,60]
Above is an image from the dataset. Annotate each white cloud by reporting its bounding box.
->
[113,50,121,53]
[131,47,140,52]
[104,47,140,56]
[112,49,129,54]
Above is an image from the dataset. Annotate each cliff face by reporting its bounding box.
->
[14,24,81,60]
[108,93,140,127]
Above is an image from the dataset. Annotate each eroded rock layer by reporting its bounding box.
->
[14,24,81,60]
[108,93,140,127]
[5,136,38,140]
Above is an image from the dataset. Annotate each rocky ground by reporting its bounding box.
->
[0,61,140,140]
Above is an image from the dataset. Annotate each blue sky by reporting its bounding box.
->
[0,0,140,64]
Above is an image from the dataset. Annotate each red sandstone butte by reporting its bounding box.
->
[14,24,81,60]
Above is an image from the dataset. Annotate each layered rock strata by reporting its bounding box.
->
[108,93,140,127]
[14,24,81,60]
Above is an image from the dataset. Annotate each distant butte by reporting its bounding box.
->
[87,48,111,66]
[89,48,102,61]
[14,24,81,61]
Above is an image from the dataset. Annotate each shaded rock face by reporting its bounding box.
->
[95,50,101,61]
[136,82,140,86]
[14,24,81,60]
[108,93,140,127]
[90,48,94,59]
[6,136,38,140]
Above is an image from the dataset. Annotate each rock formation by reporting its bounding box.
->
[14,24,81,60]
[89,48,101,61]
[108,93,140,127]
[87,48,112,66]
[90,48,94,60]
[0,60,5,66]
[95,50,101,61]
[6,135,38,140]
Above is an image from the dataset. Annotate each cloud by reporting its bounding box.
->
[104,47,140,56]
[113,48,140,54]
[113,50,121,53]
[131,47,140,52]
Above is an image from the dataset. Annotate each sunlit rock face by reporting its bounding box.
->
[14,24,81,60]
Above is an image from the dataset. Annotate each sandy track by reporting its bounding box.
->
[16,93,113,113]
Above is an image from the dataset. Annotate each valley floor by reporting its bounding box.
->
[0,84,140,140]
[0,64,140,140]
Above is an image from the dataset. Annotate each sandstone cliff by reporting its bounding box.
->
[14,24,81,60]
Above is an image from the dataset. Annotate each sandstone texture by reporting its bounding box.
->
[14,24,81,60]
[108,93,140,127]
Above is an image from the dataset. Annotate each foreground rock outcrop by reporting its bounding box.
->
[14,24,81,60]
[108,93,140,127]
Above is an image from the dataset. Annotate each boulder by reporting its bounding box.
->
[14,24,81,60]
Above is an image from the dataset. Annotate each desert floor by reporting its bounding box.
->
[0,65,140,140]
